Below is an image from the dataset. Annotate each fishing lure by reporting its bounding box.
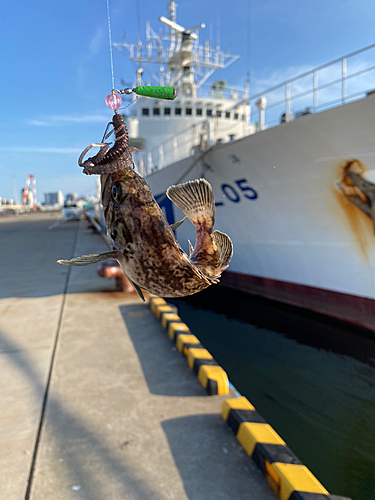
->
[78,87,176,175]
[78,112,137,175]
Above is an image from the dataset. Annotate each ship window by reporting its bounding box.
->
[153,108,160,115]
[175,108,182,115]
[225,111,230,119]
[142,108,149,116]
[234,113,239,120]
[242,114,245,121]
[164,108,171,115]
[196,108,203,116]
[207,109,213,117]
[217,110,222,117]
[186,108,192,115]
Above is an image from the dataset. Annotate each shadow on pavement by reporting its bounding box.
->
[0,327,165,500]
[119,303,206,398]
[161,414,271,500]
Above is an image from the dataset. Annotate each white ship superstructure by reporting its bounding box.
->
[114,2,375,331]
[113,0,253,171]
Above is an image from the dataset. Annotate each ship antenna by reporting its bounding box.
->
[168,0,177,22]
[246,0,251,97]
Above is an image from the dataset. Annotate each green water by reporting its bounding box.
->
[169,287,375,500]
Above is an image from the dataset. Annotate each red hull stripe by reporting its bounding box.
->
[221,271,375,332]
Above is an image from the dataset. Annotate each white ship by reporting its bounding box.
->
[114,1,375,331]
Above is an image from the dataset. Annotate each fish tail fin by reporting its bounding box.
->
[167,179,215,231]
[212,230,233,273]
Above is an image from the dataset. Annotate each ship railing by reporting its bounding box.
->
[136,116,242,176]
[137,119,205,176]
[250,42,375,131]
[196,83,248,101]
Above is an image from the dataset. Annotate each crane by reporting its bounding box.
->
[22,175,37,210]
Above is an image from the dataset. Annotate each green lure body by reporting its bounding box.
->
[133,86,176,100]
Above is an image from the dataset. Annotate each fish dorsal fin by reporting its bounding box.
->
[211,230,233,272]
[57,251,118,266]
[188,239,194,257]
[167,179,215,230]
[170,216,186,231]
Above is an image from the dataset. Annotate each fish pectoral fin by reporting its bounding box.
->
[57,251,118,266]
[58,252,145,301]
[123,273,145,302]
[167,179,215,229]
[170,216,186,231]
[212,230,233,272]
[188,239,194,258]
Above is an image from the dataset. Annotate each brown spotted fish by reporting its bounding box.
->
[58,114,233,301]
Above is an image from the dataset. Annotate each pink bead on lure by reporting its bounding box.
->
[105,93,122,110]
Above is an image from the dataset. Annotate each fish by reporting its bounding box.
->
[57,112,233,301]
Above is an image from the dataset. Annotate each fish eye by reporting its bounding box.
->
[112,182,126,203]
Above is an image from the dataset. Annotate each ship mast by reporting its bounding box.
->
[112,0,240,97]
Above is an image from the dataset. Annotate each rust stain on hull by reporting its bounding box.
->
[333,159,374,262]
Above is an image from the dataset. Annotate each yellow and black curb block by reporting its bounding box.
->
[222,397,350,500]
[149,296,350,500]
[149,296,229,396]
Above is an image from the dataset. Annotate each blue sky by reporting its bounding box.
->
[1,0,375,201]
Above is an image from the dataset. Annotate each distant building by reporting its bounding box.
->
[44,191,63,206]
[65,193,78,203]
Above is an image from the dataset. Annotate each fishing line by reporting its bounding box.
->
[119,96,139,111]
[136,0,141,44]
[104,1,176,109]
[106,0,115,90]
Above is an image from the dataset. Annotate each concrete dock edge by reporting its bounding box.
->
[150,296,229,396]
[149,295,352,500]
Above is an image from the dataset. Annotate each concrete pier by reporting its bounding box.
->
[0,212,276,500]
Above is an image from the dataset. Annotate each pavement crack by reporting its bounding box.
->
[24,221,80,500]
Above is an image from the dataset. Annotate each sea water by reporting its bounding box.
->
[170,287,375,500]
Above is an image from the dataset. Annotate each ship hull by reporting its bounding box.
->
[146,95,375,331]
